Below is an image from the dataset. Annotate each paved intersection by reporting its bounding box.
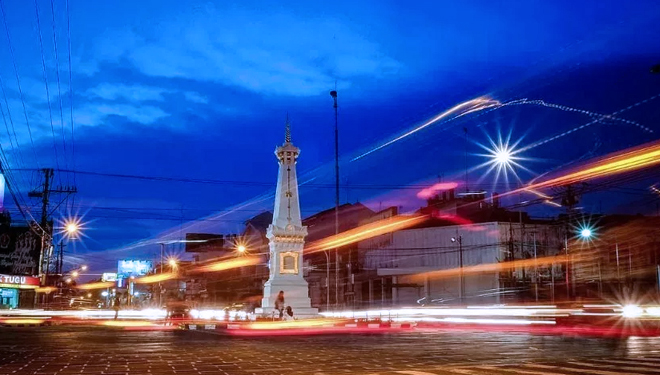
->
[0,327,659,374]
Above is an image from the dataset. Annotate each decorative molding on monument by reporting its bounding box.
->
[271,237,305,245]
[266,224,308,238]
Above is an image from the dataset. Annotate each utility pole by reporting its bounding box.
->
[29,168,77,286]
[57,241,65,275]
[561,185,578,300]
[464,127,469,192]
[452,233,464,304]
[330,89,340,309]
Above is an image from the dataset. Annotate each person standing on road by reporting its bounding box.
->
[275,291,285,319]
[113,294,121,320]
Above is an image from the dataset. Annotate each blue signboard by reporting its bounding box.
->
[117,260,152,278]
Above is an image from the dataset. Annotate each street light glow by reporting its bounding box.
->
[580,228,592,238]
[58,217,87,241]
[66,222,79,234]
[494,148,512,166]
[237,245,247,253]
[168,258,178,268]
[71,271,79,278]
[81,265,88,271]
[474,130,532,190]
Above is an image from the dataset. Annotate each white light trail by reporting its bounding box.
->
[352,97,501,161]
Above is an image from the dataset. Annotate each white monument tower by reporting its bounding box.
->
[258,118,318,318]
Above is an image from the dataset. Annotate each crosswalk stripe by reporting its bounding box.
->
[441,369,483,375]
[572,360,660,372]
[592,358,660,367]
[525,363,651,375]
[472,365,559,375]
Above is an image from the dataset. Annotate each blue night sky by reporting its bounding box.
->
[0,0,659,273]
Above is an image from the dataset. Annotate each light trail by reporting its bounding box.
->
[352,97,501,161]
[351,95,648,163]
[75,281,115,290]
[35,286,57,293]
[507,140,660,195]
[133,273,178,284]
[305,215,427,253]
[190,256,262,273]
[410,255,574,281]
[519,94,659,152]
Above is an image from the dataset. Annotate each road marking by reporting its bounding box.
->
[473,365,561,375]
[566,361,660,373]
[592,358,660,367]
[525,363,651,375]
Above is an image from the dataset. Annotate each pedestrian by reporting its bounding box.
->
[113,294,121,320]
[275,291,285,319]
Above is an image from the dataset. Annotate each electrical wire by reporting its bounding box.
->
[65,0,76,210]
[0,0,40,169]
[50,0,69,185]
[34,0,62,183]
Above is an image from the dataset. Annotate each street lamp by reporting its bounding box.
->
[81,265,88,271]
[66,222,79,235]
[236,245,247,254]
[330,89,341,310]
[451,235,464,304]
[168,258,178,268]
[71,271,79,278]
[580,228,592,239]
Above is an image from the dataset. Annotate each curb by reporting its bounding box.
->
[180,321,415,335]
[0,321,53,328]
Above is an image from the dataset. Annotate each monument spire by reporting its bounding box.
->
[285,113,291,143]
[256,115,317,318]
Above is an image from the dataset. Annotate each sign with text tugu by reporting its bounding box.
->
[0,225,40,276]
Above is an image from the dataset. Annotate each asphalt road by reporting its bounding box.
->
[1,327,660,375]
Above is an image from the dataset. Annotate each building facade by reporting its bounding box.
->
[356,221,567,307]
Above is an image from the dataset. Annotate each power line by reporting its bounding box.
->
[0,75,31,194]
[65,0,76,209]
[49,0,69,182]
[0,0,40,168]
[14,168,557,191]
[34,0,62,182]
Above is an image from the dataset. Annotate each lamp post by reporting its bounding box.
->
[578,226,600,296]
[330,89,340,310]
[323,251,330,311]
[451,234,464,304]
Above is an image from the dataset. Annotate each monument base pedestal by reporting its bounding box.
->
[255,306,319,319]
[259,277,318,318]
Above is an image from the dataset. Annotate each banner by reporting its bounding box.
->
[0,224,40,276]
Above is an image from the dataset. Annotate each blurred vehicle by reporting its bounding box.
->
[165,302,191,321]
[69,298,96,310]
[223,303,253,321]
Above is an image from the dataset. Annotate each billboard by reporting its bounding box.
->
[0,223,41,276]
[101,272,118,282]
[117,260,152,278]
[185,233,225,252]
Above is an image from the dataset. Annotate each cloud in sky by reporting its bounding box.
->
[86,8,400,96]
[75,103,169,127]
[86,83,170,102]
[183,91,208,104]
